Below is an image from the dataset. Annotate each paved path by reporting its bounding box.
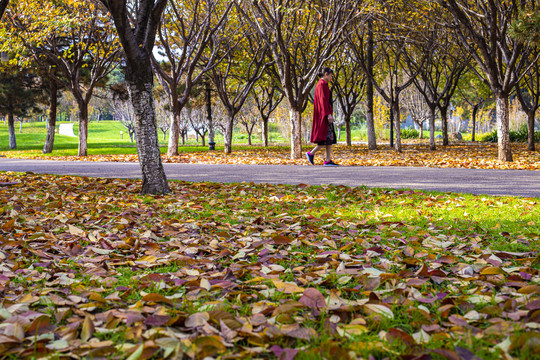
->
[0,158,538,198]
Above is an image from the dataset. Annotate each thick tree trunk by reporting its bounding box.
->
[440,106,449,146]
[419,125,423,140]
[224,113,234,154]
[366,18,377,150]
[126,66,170,195]
[201,134,206,147]
[527,111,535,151]
[345,116,352,146]
[262,117,269,147]
[43,81,58,154]
[167,100,180,156]
[8,112,16,149]
[392,102,402,153]
[0,0,9,21]
[429,106,436,151]
[495,93,513,161]
[290,109,302,159]
[77,101,89,157]
[472,104,479,142]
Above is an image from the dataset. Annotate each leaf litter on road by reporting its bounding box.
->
[0,172,538,359]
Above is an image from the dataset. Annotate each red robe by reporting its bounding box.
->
[310,78,333,143]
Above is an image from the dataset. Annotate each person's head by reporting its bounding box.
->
[319,67,334,82]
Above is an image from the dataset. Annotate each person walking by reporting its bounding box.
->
[306,67,339,166]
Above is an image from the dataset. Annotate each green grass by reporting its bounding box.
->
[0,120,289,155]
[1,173,539,359]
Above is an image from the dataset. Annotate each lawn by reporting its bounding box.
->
[0,173,538,359]
[0,120,286,155]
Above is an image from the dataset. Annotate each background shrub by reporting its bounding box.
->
[401,128,420,139]
[480,125,540,143]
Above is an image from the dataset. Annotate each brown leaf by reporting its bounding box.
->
[193,336,226,358]
[386,328,416,346]
[141,293,173,305]
[185,312,210,328]
[299,288,327,316]
[272,235,293,245]
[285,327,318,340]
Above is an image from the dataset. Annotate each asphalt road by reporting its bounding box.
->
[0,158,538,198]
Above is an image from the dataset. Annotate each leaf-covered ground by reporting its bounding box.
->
[0,173,539,359]
[2,142,540,170]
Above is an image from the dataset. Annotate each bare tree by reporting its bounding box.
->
[351,2,427,152]
[331,46,366,146]
[110,83,136,142]
[252,74,284,147]
[402,86,430,139]
[96,0,170,194]
[237,97,259,146]
[155,95,171,142]
[406,20,468,150]
[438,0,534,161]
[210,15,270,154]
[516,48,540,151]
[236,0,362,159]
[152,0,232,156]
[457,72,492,142]
[189,107,208,146]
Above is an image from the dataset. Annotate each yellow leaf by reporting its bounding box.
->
[271,279,304,294]
[480,267,505,275]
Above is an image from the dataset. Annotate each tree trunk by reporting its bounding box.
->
[429,106,436,151]
[392,101,402,152]
[262,116,269,147]
[472,104,479,142]
[345,116,352,146]
[167,101,180,156]
[495,93,513,161]
[290,109,302,159]
[201,134,206,147]
[366,18,377,150]
[43,80,58,154]
[419,125,423,140]
[224,113,235,154]
[247,128,252,145]
[440,106,449,146]
[77,101,89,156]
[8,112,16,149]
[126,65,170,195]
[527,111,535,151]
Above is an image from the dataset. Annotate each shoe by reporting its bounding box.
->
[323,160,339,167]
[306,152,314,165]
